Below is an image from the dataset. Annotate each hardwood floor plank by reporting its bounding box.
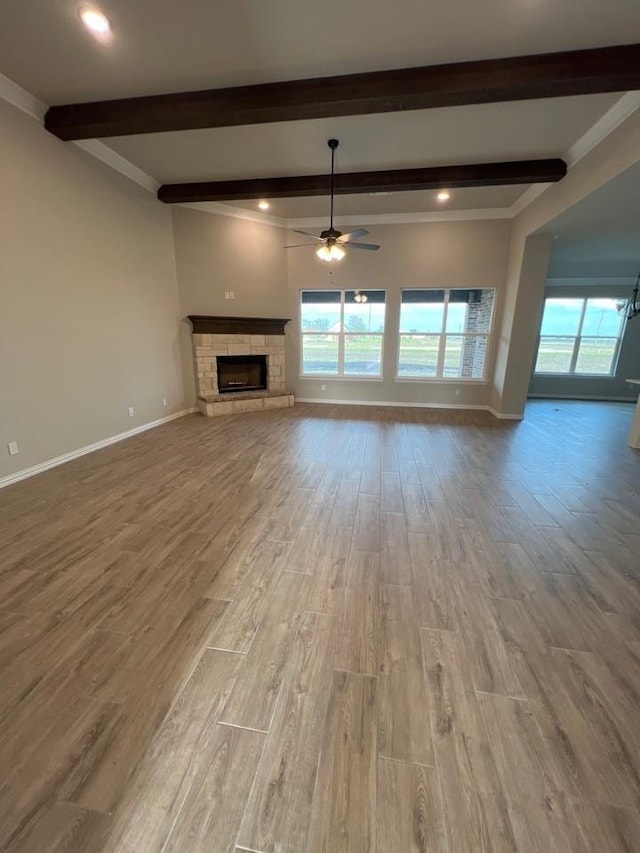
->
[333,550,381,676]
[219,572,311,731]
[402,483,433,533]
[304,525,352,614]
[548,647,640,810]
[162,725,264,853]
[307,670,377,853]
[330,478,360,527]
[381,471,403,512]
[420,628,517,852]
[477,692,585,852]
[408,534,456,631]
[58,597,226,813]
[236,612,333,853]
[378,585,433,766]
[206,540,291,653]
[376,758,447,853]
[100,648,243,851]
[572,800,640,853]
[1,800,110,853]
[527,572,605,652]
[353,493,381,552]
[381,510,412,585]
[452,579,524,697]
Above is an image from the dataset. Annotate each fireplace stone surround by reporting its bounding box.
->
[188,315,294,417]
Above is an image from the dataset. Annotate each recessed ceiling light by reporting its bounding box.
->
[258,200,270,211]
[436,190,451,202]
[80,8,111,35]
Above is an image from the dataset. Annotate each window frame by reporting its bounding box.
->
[534,296,626,378]
[395,287,496,382]
[299,289,387,380]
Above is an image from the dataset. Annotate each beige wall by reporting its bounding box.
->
[286,219,512,407]
[0,100,185,480]
[171,206,288,405]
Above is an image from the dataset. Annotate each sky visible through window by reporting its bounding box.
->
[535,297,624,375]
[540,298,622,337]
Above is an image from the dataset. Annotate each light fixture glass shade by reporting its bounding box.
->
[316,243,345,262]
[81,9,111,33]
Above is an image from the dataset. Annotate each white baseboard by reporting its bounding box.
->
[296,397,490,411]
[527,394,635,402]
[0,408,197,490]
[488,407,524,420]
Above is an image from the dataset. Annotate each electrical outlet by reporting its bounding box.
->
[7,441,19,456]
[224,291,230,299]
[321,384,326,391]
[455,388,460,396]
[162,397,167,407]
[128,406,134,417]
[229,291,235,300]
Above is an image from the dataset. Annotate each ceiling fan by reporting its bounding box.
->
[284,138,381,261]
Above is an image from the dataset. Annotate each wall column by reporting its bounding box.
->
[491,232,553,417]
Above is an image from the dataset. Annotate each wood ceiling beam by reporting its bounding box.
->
[157,159,567,204]
[44,44,640,140]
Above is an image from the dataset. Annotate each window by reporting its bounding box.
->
[397,288,495,379]
[300,290,386,377]
[534,297,625,376]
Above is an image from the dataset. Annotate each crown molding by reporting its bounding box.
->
[0,72,158,195]
[0,71,46,121]
[510,183,553,216]
[565,90,640,168]
[73,139,159,194]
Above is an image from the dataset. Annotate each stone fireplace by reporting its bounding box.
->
[188,315,294,417]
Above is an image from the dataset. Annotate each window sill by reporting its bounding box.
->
[299,375,383,382]
[533,373,617,379]
[394,377,489,384]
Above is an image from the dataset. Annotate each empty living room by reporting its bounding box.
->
[1,2,640,851]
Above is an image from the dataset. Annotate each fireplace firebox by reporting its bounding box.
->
[216,354,267,393]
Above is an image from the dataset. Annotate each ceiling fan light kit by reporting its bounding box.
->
[317,243,346,262]
[285,139,381,263]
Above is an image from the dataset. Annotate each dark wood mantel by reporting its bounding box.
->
[188,315,290,335]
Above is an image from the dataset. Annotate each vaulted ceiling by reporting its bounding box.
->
[1,0,639,222]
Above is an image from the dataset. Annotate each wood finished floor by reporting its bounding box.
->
[0,400,639,852]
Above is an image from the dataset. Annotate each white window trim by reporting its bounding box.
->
[299,289,387,379]
[395,287,496,381]
[534,297,626,377]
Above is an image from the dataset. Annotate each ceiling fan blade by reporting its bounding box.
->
[293,229,325,242]
[347,242,381,251]
[337,228,369,242]
[283,242,321,248]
